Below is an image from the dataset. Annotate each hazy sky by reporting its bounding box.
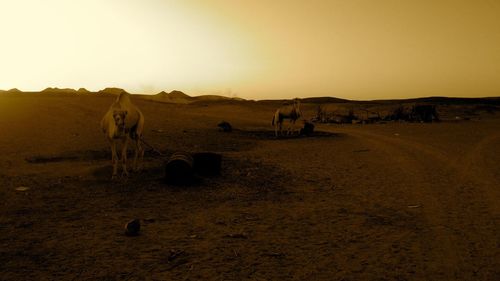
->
[1,0,499,100]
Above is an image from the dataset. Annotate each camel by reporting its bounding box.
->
[272,98,302,137]
[101,92,144,179]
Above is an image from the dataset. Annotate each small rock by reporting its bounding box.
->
[124,219,141,236]
[15,186,29,192]
[217,121,232,132]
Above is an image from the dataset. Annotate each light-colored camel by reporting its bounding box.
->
[101,92,144,179]
[272,98,302,137]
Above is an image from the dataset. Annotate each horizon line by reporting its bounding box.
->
[1,86,499,102]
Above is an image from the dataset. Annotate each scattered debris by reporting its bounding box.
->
[15,186,30,192]
[390,104,439,122]
[215,219,226,225]
[124,219,141,236]
[225,233,248,239]
[412,104,440,122]
[167,249,186,262]
[166,249,189,270]
[217,121,232,132]
[263,252,285,258]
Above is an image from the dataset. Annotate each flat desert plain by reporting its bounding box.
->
[0,94,499,280]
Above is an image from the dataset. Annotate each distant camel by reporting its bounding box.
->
[272,98,302,137]
[101,92,144,179]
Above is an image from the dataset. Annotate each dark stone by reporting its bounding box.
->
[217,121,232,132]
[125,219,141,236]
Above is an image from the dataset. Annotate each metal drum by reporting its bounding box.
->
[164,152,194,185]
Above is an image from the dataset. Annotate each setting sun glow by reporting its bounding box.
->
[1,0,499,100]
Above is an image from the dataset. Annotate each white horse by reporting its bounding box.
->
[272,98,301,137]
[101,92,145,180]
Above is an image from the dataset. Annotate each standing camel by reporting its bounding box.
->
[101,92,144,180]
[272,98,302,137]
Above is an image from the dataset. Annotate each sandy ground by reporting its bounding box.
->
[0,94,498,280]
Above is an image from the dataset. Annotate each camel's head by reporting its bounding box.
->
[113,110,127,129]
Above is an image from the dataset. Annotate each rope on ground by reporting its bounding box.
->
[140,137,165,158]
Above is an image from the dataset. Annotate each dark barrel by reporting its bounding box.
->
[193,152,222,176]
[165,152,194,185]
[300,121,315,136]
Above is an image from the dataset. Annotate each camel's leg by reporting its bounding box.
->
[120,137,129,178]
[291,119,297,135]
[133,138,144,172]
[110,140,119,180]
[133,111,145,171]
[139,138,144,170]
[287,120,293,135]
[275,122,279,137]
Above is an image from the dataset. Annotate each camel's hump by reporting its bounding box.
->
[117,92,132,103]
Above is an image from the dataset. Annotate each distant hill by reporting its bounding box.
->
[301,96,351,103]
[0,88,24,95]
[97,87,128,95]
[194,95,233,101]
[8,88,22,93]
[147,90,248,104]
[40,87,78,95]
[374,96,500,105]
[77,88,91,94]
[153,90,194,104]
[1,87,499,108]
[0,88,23,94]
[169,90,192,99]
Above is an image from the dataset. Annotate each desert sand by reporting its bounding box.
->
[0,93,499,280]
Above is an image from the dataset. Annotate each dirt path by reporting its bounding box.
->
[322,125,500,280]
